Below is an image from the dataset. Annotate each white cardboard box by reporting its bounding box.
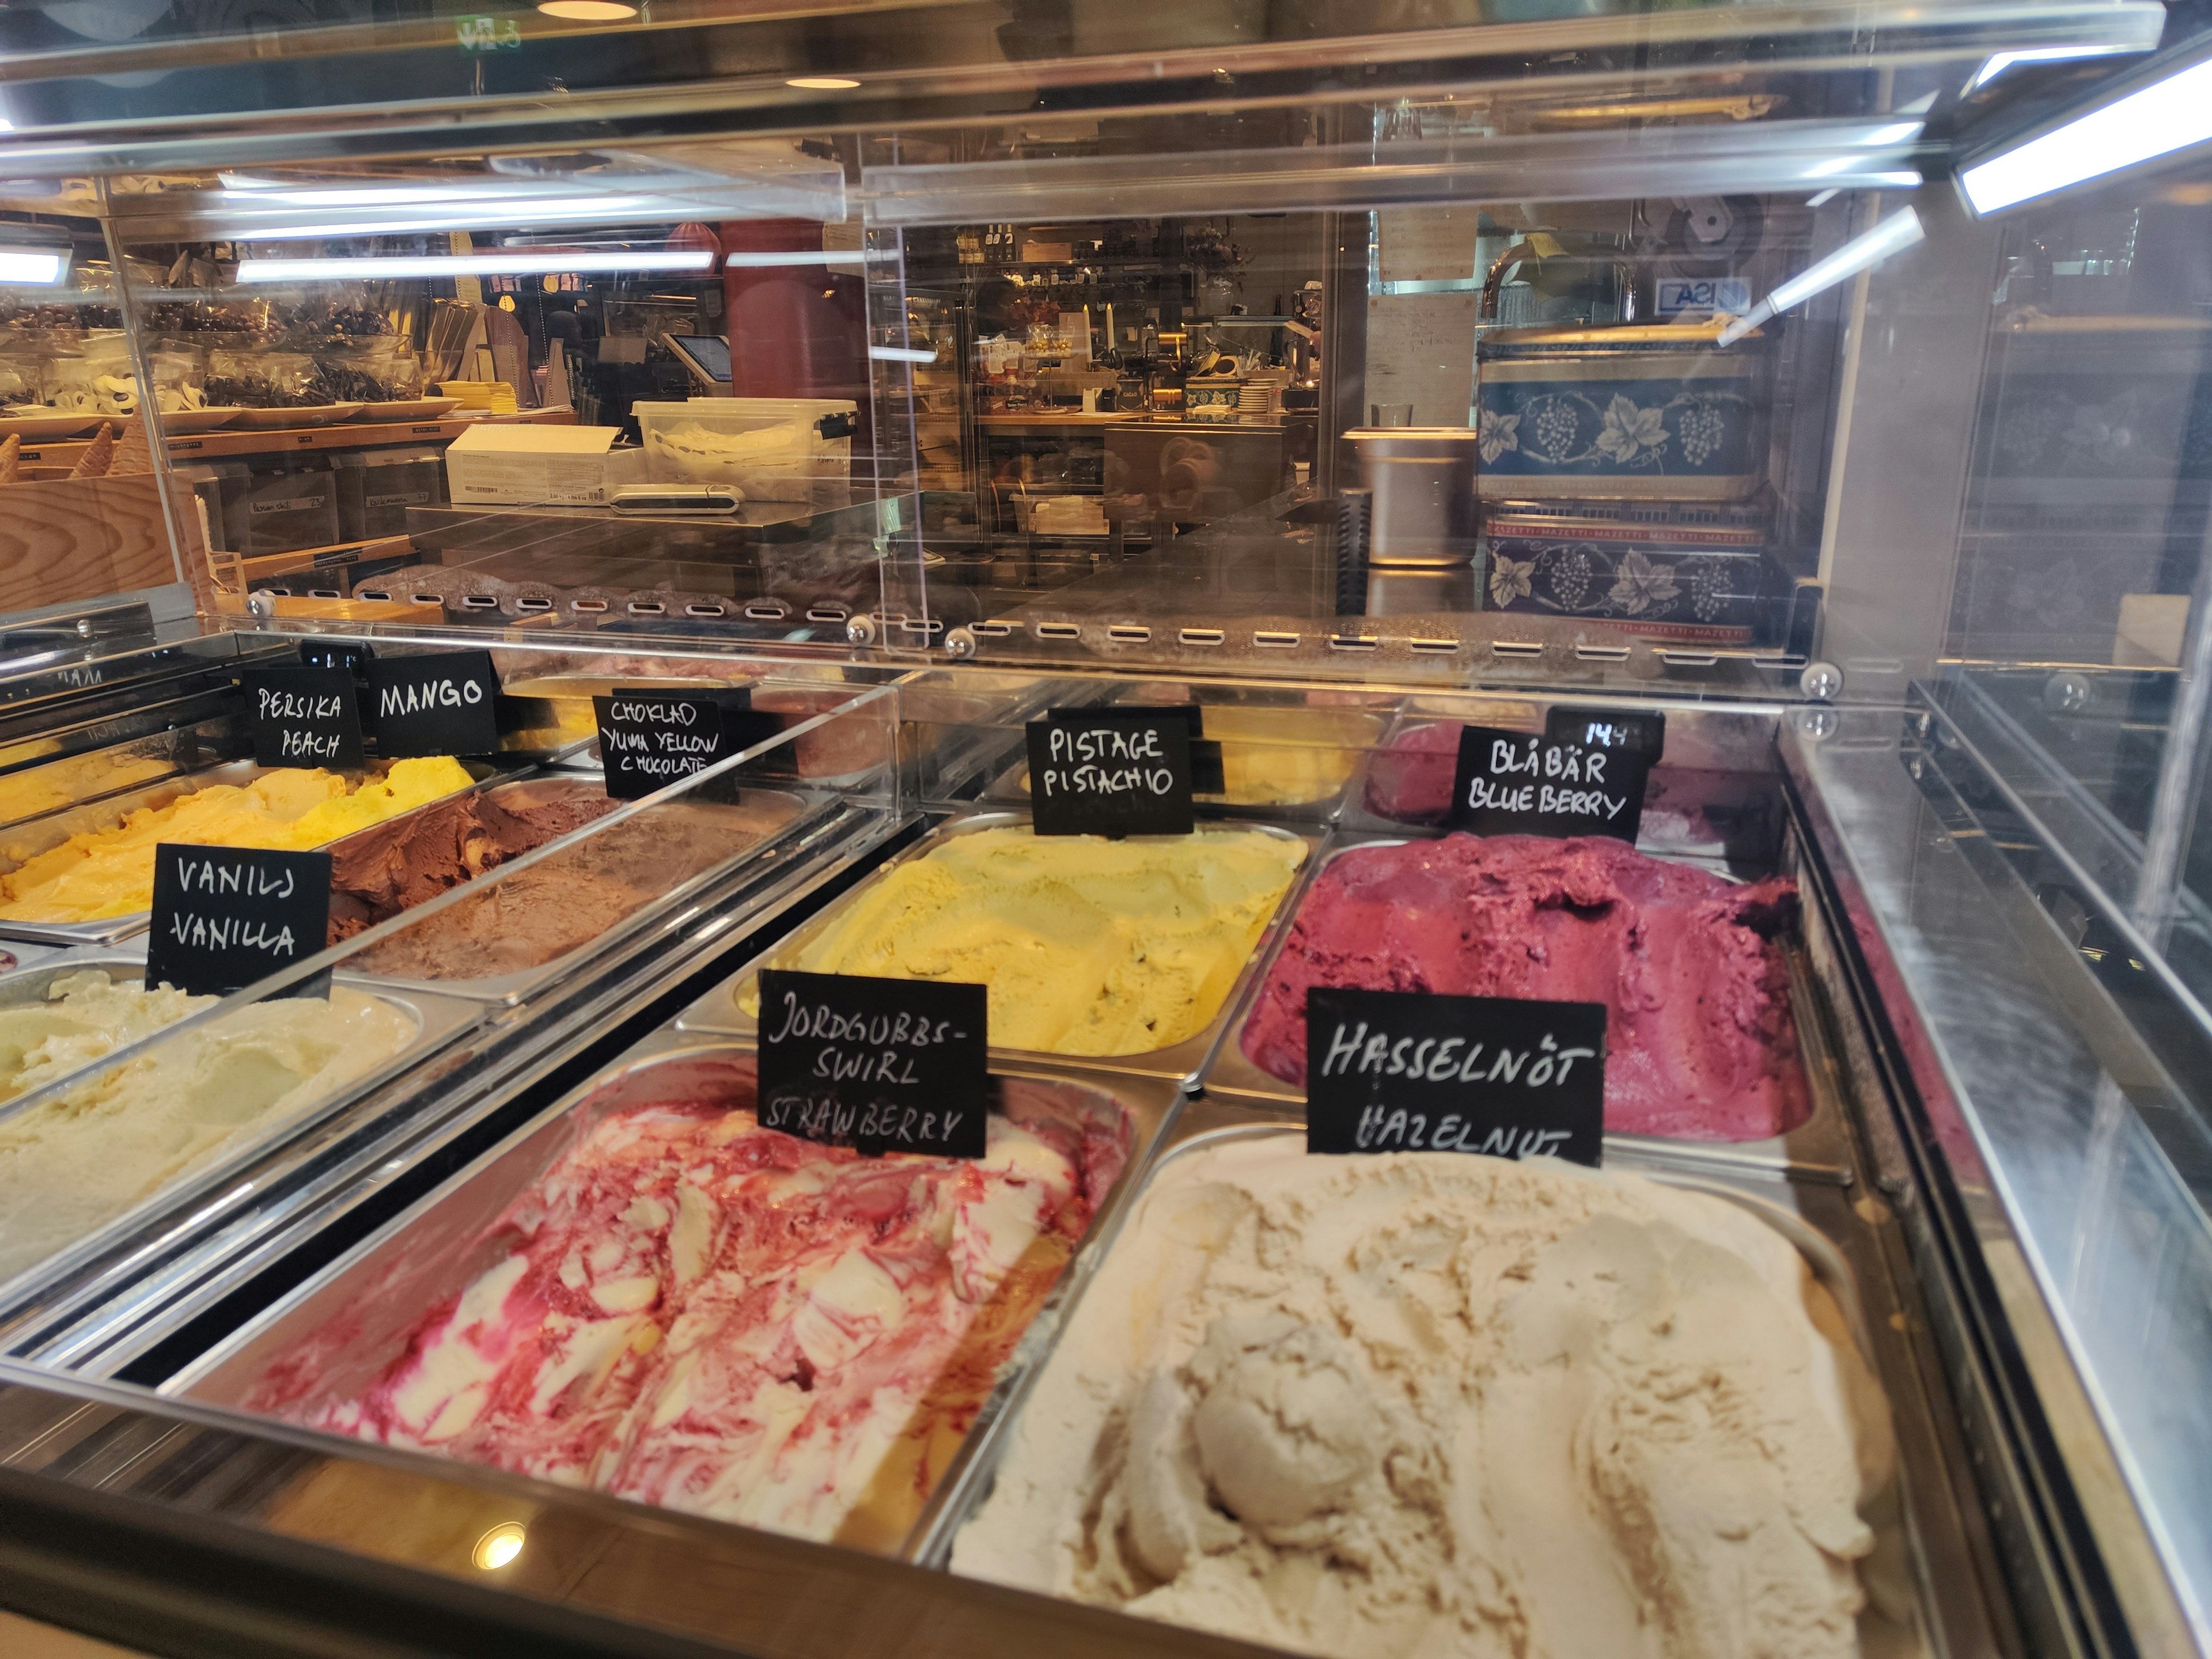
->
[444,424,647,507]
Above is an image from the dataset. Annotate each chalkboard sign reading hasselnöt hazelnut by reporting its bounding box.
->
[1448,724,1650,842]
[1305,986,1605,1164]
[146,843,334,998]
[243,665,365,770]
[756,968,988,1158]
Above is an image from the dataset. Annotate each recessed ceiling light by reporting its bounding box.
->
[786,76,861,90]
[472,1524,527,1571]
[537,0,637,18]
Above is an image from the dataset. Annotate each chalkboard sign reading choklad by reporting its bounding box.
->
[243,665,365,770]
[755,969,988,1158]
[1027,709,1198,838]
[593,687,782,800]
[1305,987,1605,1165]
[365,649,501,757]
[1448,724,1650,843]
[146,843,334,999]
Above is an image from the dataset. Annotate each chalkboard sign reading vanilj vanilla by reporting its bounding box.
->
[146,843,334,998]
[1304,987,1605,1165]
[755,968,988,1158]
[243,665,365,770]
[1448,724,1650,843]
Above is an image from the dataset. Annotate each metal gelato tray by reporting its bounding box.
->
[0,712,242,834]
[0,755,513,949]
[914,1103,2008,1659]
[1198,825,1858,1182]
[0,944,486,1339]
[673,808,1321,1090]
[332,775,830,1005]
[162,1032,1186,1563]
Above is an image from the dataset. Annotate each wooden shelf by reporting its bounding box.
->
[13,406,575,467]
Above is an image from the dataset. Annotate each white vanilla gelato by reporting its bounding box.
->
[0,981,416,1283]
[951,1133,1896,1659]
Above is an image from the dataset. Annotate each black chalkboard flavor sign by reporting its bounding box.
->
[1447,724,1650,843]
[365,649,502,757]
[242,665,365,770]
[755,968,988,1158]
[1305,986,1605,1165]
[146,843,334,999]
[1027,706,1205,838]
[593,686,783,800]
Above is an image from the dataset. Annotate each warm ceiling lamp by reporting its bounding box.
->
[786,76,861,90]
[537,0,637,18]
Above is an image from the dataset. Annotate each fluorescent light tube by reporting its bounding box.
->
[869,344,936,362]
[237,249,715,282]
[1962,54,2212,214]
[720,249,877,267]
[0,250,67,286]
[1717,206,1924,346]
[1968,42,2140,94]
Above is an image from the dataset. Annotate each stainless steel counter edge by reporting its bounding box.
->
[1778,706,2198,1659]
[0,1357,1281,1659]
[10,805,912,1376]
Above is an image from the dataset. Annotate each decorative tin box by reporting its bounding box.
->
[1479,498,1783,643]
[1475,320,1773,502]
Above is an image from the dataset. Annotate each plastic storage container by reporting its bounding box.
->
[635,396,855,506]
[334,447,445,540]
[227,457,339,555]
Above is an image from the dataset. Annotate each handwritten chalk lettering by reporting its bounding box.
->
[146,843,332,999]
[376,676,485,719]
[1027,711,1195,837]
[756,969,988,1158]
[245,665,365,771]
[257,687,344,722]
[1305,987,1605,1166]
[1448,724,1649,843]
[367,650,501,757]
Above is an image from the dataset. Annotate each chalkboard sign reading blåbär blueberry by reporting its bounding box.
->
[1305,987,1605,1165]
[365,649,501,757]
[1448,724,1650,842]
[592,688,783,801]
[756,968,988,1158]
[146,843,334,999]
[1027,709,1196,838]
[243,665,365,770]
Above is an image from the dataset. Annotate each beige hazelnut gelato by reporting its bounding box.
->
[951,1134,1895,1659]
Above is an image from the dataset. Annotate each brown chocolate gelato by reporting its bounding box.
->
[347,796,798,982]
[325,779,619,944]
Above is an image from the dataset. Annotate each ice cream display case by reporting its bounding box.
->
[1,0,2211,1656]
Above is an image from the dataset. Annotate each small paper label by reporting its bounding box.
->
[592,687,781,800]
[146,843,333,998]
[1448,724,1650,842]
[1027,709,1196,837]
[1543,704,1666,762]
[243,665,365,770]
[755,969,988,1158]
[1305,987,1605,1165]
[366,649,501,757]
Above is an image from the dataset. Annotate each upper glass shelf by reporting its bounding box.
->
[0,0,2166,175]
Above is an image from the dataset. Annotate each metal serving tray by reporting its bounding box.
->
[915,1103,2008,1659]
[1198,825,1857,1181]
[0,756,509,948]
[334,775,827,1005]
[0,944,486,1332]
[164,1032,1186,1563]
[675,808,1320,1089]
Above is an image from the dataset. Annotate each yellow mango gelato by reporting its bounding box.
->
[747,825,1306,1055]
[0,749,176,827]
[0,756,473,925]
[0,981,418,1283]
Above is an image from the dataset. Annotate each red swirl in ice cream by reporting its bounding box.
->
[1240,832,1808,1141]
[289,1096,1124,1549]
